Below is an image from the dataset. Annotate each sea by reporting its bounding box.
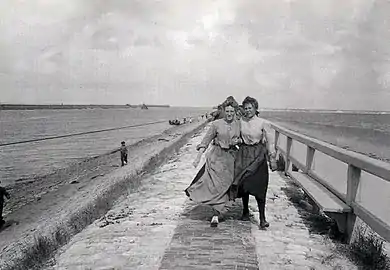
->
[0,107,210,186]
[1,108,390,182]
[260,110,390,163]
[1,108,389,225]
[260,110,390,226]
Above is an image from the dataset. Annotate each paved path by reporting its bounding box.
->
[159,202,258,270]
[46,126,357,270]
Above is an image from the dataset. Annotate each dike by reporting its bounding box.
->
[0,121,208,270]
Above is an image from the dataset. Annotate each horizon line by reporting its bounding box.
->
[1,103,390,112]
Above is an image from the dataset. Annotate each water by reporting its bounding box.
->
[261,110,390,226]
[0,107,209,186]
[260,111,390,162]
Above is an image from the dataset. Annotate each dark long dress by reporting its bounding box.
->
[233,143,269,200]
[232,116,272,201]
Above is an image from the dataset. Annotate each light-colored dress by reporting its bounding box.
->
[185,119,241,212]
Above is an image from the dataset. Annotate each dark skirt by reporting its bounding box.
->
[233,143,269,200]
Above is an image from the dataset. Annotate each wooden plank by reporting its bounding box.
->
[288,149,347,204]
[289,172,351,213]
[307,170,347,202]
[271,123,390,182]
[352,202,390,242]
[279,140,347,203]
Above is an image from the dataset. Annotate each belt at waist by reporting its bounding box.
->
[221,145,239,151]
[242,142,266,147]
[212,143,238,151]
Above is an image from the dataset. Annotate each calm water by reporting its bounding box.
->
[261,111,390,162]
[260,111,390,133]
[0,107,209,186]
[261,111,390,225]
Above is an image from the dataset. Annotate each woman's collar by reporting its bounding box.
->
[242,115,257,122]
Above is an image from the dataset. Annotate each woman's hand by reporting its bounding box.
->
[269,153,277,171]
[231,137,242,146]
[193,156,201,168]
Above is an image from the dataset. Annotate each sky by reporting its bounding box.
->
[0,0,390,109]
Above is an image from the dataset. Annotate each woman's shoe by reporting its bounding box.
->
[218,214,225,223]
[210,216,219,227]
[239,212,250,221]
[259,220,270,229]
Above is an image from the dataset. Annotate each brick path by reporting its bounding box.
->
[159,202,258,270]
[45,126,358,270]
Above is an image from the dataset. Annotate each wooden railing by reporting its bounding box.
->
[270,122,390,242]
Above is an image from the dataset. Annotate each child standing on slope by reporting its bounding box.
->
[0,181,11,228]
[120,141,128,166]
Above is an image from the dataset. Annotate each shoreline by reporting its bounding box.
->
[0,104,170,110]
[0,120,207,270]
[3,122,186,216]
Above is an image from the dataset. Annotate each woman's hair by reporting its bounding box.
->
[222,100,237,110]
[222,96,239,110]
[242,96,259,110]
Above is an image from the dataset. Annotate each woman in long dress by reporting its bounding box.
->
[233,96,277,229]
[185,99,241,227]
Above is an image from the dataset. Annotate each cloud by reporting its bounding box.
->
[0,0,389,110]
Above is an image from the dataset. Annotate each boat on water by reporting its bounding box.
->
[141,103,148,110]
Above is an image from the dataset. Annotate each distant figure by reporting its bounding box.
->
[189,117,193,123]
[120,141,128,166]
[0,181,11,228]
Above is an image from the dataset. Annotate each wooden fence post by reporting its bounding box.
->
[305,146,315,174]
[274,130,280,150]
[346,164,361,242]
[285,137,292,175]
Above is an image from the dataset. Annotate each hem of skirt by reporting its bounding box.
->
[184,189,191,198]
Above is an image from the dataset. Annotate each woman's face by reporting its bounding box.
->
[224,105,235,121]
[244,103,256,118]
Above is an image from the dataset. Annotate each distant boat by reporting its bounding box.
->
[141,103,148,110]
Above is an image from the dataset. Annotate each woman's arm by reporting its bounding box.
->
[193,123,217,167]
[262,121,276,157]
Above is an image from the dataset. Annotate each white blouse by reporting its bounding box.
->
[240,116,275,150]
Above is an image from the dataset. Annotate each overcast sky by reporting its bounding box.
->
[0,0,389,109]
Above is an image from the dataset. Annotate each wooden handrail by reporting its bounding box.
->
[271,123,390,182]
[271,121,390,242]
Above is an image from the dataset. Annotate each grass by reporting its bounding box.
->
[1,122,206,270]
[281,172,390,270]
[281,180,337,237]
[348,226,390,270]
